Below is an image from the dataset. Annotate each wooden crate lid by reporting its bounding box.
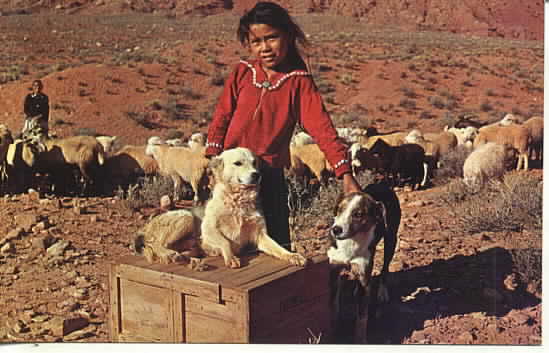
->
[113,253,327,301]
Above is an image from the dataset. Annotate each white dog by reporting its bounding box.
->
[200,147,308,269]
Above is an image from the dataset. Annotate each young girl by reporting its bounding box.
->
[205,1,361,248]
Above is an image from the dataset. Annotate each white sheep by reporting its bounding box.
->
[146,136,210,202]
[187,132,206,150]
[165,138,185,147]
[473,124,530,170]
[336,127,368,144]
[463,142,518,188]
[445,126,478,149]
[95,135,118,154]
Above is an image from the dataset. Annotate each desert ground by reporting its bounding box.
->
[0,0,544,345]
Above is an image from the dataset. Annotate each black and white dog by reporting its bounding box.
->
[327,182,401,343]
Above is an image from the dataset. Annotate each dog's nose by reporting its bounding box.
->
[331,225,343,237]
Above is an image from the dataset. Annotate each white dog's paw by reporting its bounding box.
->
[286,253,308,267]
[225,255,241,269]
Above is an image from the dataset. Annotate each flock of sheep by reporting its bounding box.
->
[289,113,543,191]
[0,112,543,201]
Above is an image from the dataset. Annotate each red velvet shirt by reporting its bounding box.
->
[206,59,351,177]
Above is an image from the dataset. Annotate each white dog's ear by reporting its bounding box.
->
[208,155,223,174]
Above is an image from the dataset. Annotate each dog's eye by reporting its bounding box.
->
[353,211,364,218]
[234,161,242,166]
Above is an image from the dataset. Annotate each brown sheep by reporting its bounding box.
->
[146,137,210,203]
[34,135,107,194]
[424,130,458,157]
[473,124,531,171]
[522,116,543,161]
[103,144,159,192]
[288,143,333,186]
[365,131,408,149]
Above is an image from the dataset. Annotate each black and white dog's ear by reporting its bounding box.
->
[333,193,346,216]
[374,201,389,231]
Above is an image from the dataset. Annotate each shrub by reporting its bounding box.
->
[164,129,184,140]
[480,101,493,112]
[452,173,542,234]
[287,170,376,241]
[399,98,416,110]
[433,145,471,183]
[117,175,193,211]
[73,127,98,136]
[510,248,541,294]
[428,96,445,109]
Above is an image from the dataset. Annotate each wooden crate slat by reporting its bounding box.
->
[116,262,221,302]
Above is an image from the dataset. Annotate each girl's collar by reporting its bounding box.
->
[240,59,310,91]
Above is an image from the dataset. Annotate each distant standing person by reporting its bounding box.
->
[23,79,49,135]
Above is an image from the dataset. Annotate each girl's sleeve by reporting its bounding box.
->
[297,77,352,178]
[205,64,241,157]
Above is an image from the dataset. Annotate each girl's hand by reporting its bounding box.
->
[342,172,362,195]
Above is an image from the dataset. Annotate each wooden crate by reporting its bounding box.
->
[109,253,332,343]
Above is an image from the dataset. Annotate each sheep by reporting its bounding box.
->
[369,138,426,190]
[290,131,315,147]
[445,126,478,149]
[33,135,107,194]
[463,142,518,188]
[0,125,14,192]
[365,131,408,149]
[4,138,41,193]
[0,125,13,167]
[288,143,333,187]
[102,144,159,192]
[479,113,519,131]
[187,132,206,150]
[336,127,369,144]
[404,129,441,187]
[348,142,379,176]
[424,130,458,157]
[522,116,543,161]
[473,124,530,171]
[95,135,118,154]
[165,138,185,147]
[146,136,210,203]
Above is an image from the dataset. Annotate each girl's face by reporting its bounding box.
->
[247,24,289,72]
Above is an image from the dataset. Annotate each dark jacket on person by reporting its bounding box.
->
[24,92,49,121]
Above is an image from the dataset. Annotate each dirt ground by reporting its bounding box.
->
[0,0,544,346]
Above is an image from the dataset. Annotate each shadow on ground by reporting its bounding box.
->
[365,247,540,344]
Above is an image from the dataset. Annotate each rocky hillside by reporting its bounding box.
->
[0,0,543,41]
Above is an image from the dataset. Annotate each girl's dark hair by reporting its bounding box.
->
[237,2,309,70]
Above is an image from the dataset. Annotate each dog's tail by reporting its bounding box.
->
[132,232,146,255]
